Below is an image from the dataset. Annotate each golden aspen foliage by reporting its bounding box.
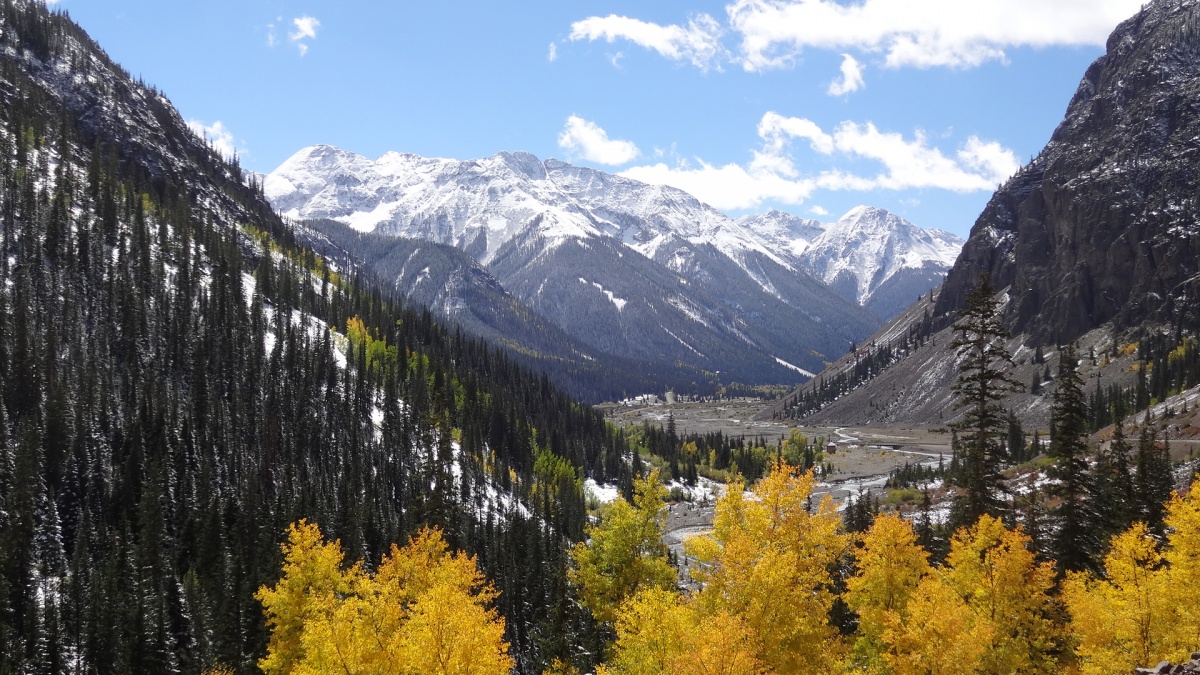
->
[256,519,357,675]
[686,460,848,675]
[542,657,582,675]
[599,586,765,675]
[1163,480,1200,651]
[844,513,931,672]
[257,522,512,675]
[568,471,675,625]
[944,515,1060,674]
[1063,522,1177,674]
[1065,480,1200,673]
[883,572,993,675]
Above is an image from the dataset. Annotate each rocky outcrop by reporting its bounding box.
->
[939,0,1200,344]
[1136,653,1200,674]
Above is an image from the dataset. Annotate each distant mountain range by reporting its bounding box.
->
[265,146,961,396]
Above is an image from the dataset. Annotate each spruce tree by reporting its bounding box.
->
[1135,424,1174,536]
[1091,417,1135,549]
[947,274,1022,527]
[1048,343,1097,573]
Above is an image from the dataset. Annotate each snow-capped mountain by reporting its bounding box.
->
[734,210,826,258]
[267,146,795,273]
[799,206,961,304]
[736,207,962,319]
[265,146,956,385]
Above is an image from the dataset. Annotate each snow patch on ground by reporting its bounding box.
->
[584,478,620,505]
[664,476,724,503]
[775,357,815,378]
[579,277,627,311]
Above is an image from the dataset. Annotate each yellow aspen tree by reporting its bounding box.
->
[256,520,357,675]
[883,572,993,675]
[844,513,931,673]
[1063,523,1178,674]
[568,471,675,625]
[258,524,512,675]
[686,460,848,674]
[598,586,690,675]
[542,658,582,675]
[396,575,511,675]
[600,587,765,675]
[1163,480,1200,652]
[944,515,1060,674]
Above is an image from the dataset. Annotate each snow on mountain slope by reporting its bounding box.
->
[266,146,604,263]
[265,146,960,383]
[734,210,826,257]
[735,206,963,317]
[267,146,796,277]
[266,147,959,311]
[800,206,963,306]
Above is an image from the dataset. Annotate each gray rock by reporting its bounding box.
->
[940,0,1200,345]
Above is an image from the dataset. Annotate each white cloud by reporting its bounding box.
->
[291,16,320,41]
[827,121,1018,191]
[548,42,558,62]
[827,53,864,95]
[558,116,640,166]
[808,205,830,216]
[619,112,1019,211]
[187,120,240,160]
[569,13,725,71]
[621,160,815,211]
[758,111,834,155]
[727,0,1143,71]
[290,15,320,55]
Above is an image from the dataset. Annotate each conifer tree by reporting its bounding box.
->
[1091,418,1135,548]
[1048,343,1097,574]
[1136,424,1174,536]
[947,274,1022,527]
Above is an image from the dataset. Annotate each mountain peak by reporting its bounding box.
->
[492,150,547,179]
[264,147,960,320]
[938,0,1200,343]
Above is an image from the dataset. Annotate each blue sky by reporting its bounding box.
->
[50,0,1144,237]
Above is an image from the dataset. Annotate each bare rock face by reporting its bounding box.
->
[939,0,1200,344]
[1135,653,1200,674]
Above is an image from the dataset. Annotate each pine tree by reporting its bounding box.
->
[1135,424,1174,536]
[1007,412,1026,464]
[1091,418,1135,549]
[1048,343,1098,574]
[947,275,1022,527]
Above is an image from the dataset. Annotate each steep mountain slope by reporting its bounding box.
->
[302,218,702,400]
[939,0,1200,344]
[268,146,880,385]
[0,2,619,671]
[779,0,1200,428]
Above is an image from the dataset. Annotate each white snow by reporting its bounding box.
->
[579,278,628,311]
[264,147,961,312]
[584,478,620,505]
[774,357,816,378]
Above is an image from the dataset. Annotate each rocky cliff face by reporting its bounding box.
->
[939,0,1200,344]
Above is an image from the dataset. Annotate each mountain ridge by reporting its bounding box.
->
[266,145,962,392]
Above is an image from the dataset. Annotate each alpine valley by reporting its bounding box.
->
[5,0,1200,674]
[264,146,961,400]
